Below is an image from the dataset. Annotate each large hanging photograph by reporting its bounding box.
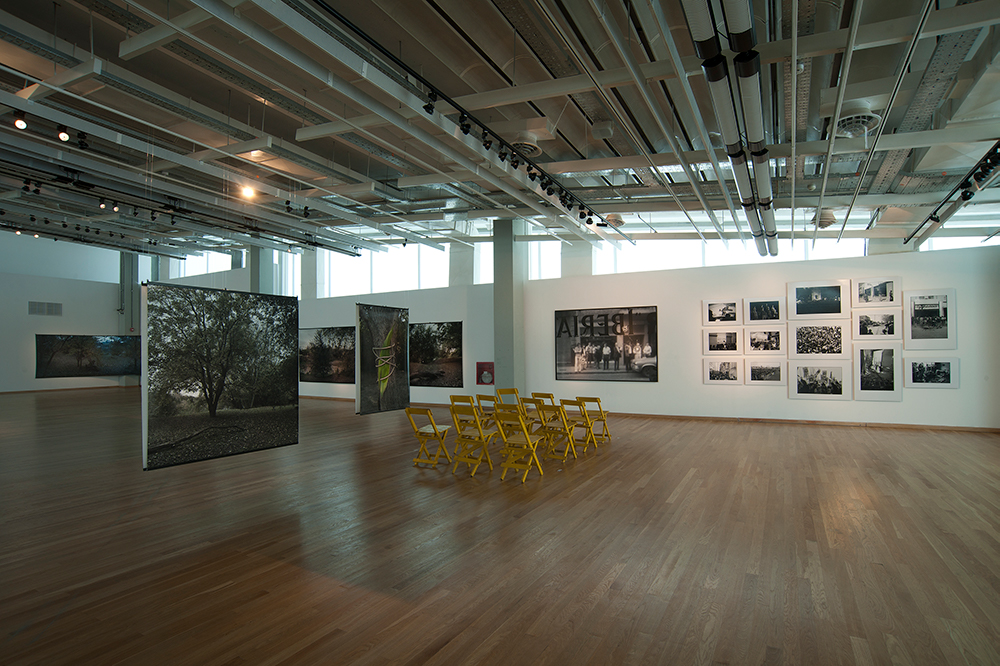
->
[555,306,657,381]
[299,326,355,383]
[36,334,140,378]
[142,284,299,470]
[357,303,410,413]
[409,321,463,387]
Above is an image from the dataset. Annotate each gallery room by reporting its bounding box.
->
[2,0,999,664]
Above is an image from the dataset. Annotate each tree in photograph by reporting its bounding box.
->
[36,335,75,374]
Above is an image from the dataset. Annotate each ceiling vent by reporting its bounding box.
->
[812,208,838,228]
[492,118,554,159]
[510,131,542,158]
[604,213,624,228]
[836,100,882,139]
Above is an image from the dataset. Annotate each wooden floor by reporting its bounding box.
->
[1,389,999,665]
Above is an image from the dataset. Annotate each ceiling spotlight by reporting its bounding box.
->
[133,206,139,216]
[302,206,310,218]
[13,110,27,130]
[15,230,21,235]
[77,132,88,150]
[22,179,30,192]
[33,233,39,238]
[528,169,537,181]
[62,222,67,228]
[32,184,40,195]
[57,125,70,142]
[285,199,293,213]
[0,209,4,215]
[75,224,81,231]
[586,216,594,225]
[85,227,90,233]
[579,211,587,220]
[498,149,507,162]
[151,211,157,221]
[482,135,493,151]
[423,91,437,115]
[29,215,36,222]
[242,186,255,198]
[961,189,974,201]
[44,218,50,224]
[546,186,555,196]
[112,202,120,212]
[99,198,106,209]
[170,215,176,225]
[511,158,520,169]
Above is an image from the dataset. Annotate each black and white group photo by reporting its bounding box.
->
[555,306,658,381]
[856,313,896,337]
[747,299,781,321]
[793,284,843,316]
[748,360,783,383]
[858,348,895,391]
[705,300,739,323]
[855,278,896,305]
[705,359,740,382]
[795,366,844,395]
[909,294,949,339]
[794,324,845,356]
[905,358,960,388]
[748,330,781,352]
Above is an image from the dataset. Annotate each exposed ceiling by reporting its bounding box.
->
[1,0,999,261]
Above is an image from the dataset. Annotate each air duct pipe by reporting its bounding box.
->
[807,0,843,141]
[732,152,768,255]
[721,0,756,52]
[752,150,778,255]
[679,0,721,59]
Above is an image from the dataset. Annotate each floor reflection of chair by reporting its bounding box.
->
[536,403,576,462]
[578,396,610,445]
[560,398,596,455]
[531,392,557,406]
[496,387,521,406]
[476,394,497,430]
[494,403,543,483]
[449,403,495,477]
[406,407,452,467]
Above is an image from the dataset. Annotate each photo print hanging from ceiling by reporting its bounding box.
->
[409,321,463,388]
[299,326,355,383]
[356,303,409,414]
[141,283,299,470]
[555,306,657,382]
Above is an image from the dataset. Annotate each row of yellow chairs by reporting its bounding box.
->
[406,390,610,484]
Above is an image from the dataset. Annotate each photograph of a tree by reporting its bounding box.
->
[145,284,298,470]
[36,334,140,378]
[409,322,462,387]
[299,326,355,383]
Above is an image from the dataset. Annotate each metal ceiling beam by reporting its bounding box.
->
[16,58,103,102]
[117,0,244,60]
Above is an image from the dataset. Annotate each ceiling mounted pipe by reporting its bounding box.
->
[734,51,765,153]
[721,0,756,52]
[703,56,743,155]
[679,0,722,60]
[731,152,767,256]
[751,149,772,204]
[759,205,779,256]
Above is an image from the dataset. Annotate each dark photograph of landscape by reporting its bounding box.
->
[409,321,462,387]
[299,326,355,383]
[36,334,140,378]
[144,284,299,470]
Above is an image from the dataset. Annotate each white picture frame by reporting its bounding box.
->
[787,279,850,319]
[703,328,741,354]
[904,288,957,350]
[904,357,960,389]
[704,358,742,384]
[789,361,851,400]
[789,321,850,359]
[745,359,786,386]
[852,276,901,308]
[703,299,742,326]
[744,297,784,323]
[852,308,902,341]
[854,343,902,402]
[744,324,787,355]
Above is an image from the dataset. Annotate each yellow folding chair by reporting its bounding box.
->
[531,392,557,406]
[450,403,495,476]
[476,394,497,430]
[560,398,597,455]
[450,394,476,407]
[519,396,546,434]
[578,396,611,445]
[496,387,521,406]
[536,403,577,462]
[406,407,452,467]
[494,403,544,483]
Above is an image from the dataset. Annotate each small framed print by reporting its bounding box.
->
[854,344,902,402]
[904,289,957,350]
[789,361,851,400]
[789,321,850,359]
[745,359,786,386]
[852,308,901,341]
[788,280,850,319]
[703,329,741,354]
[704,358,742,384]
[852,277,900,308]
[904,357,960,389]
[744,297,784,322]
[703,299,742,326]
[744,325,786,355]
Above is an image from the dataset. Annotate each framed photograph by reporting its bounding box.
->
[904,357,960,388]
[789,361,851,400]
[703,329,741,354]
[904,289,957,350]
[852,277,900,308]
[703,299,742,326]
[854,344,902,402]
[789,321,850,359]
[788,280,850,319]
[744,325,786,355]
[555,306,658,381]
[704,358,742,385]
[744,297,784,322]
[852,309,901,341]
[745,359,786,386]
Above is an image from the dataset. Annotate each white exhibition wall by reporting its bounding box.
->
[0,271,124,393]
[0,233,121,283]
[525,245,1000,429]
[299,283,494,404]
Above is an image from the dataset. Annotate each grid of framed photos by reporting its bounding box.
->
[700,279,960,400]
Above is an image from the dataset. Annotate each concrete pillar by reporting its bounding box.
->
[493,219,528,391]
[561,239,594,277]
[248,246,275,294]
[449,242,475,286]
[300,248,317,301]
[119,252,141,386]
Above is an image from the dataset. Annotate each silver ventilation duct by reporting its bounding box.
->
[721,0,756,52]
[734,52,765,153]
[732,152,767,255]
[703,57,743,155]
[679,0,721,59]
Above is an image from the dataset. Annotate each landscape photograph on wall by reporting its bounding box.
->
[36,334,140,378]
[143,283,299,470]
[554,306,657,381]
[357,303,410,414]
[299,326,355,383]
[409,321,462,388]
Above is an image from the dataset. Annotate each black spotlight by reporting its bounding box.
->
[546,186,555,196]
[303,206,310,218]
[150,211,157,221]
[62,222,67,228]
[75,224,81,231]
[77,132,88,150]
[423,91,437,115]
[961,189,974,201]
[498,149,507,162]
[57,125,70,142]
[511,158,520,169]
[44,218,50,224]
[85,227,90,233]
[22,179,30,192]
[0,209,4,215]
[482,134,493,151]
[170,215,176,225]
[29,215,36,222]
[586,216,594,225]
[528,169,537,181]
[32,183,40,195]
[459,114,471,135]
[579,211,586,220]
[133,206,139,216]
[285,199,293,213]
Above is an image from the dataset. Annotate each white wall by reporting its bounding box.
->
[0,271,124,392]
[525,245,1000,428]
[160,266,251,292]
[299,283,494,403]
[0,233,120,283]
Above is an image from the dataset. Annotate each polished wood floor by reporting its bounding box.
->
[2,389,999,665]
